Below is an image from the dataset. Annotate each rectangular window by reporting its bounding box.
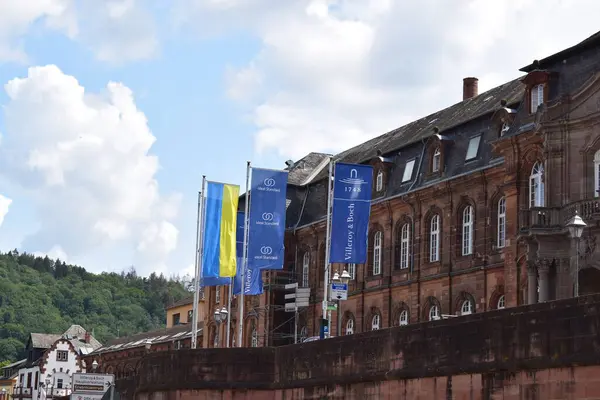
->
[34,372,38,389]
[465,135,481,161]
[187,310,193,322]
[347,263,355,280]
[172,313,181,326]
[57,379,63,389]
[531,84,544,113]
[56,350,68,362]
[402,159,416,182]
[215,286,221,303]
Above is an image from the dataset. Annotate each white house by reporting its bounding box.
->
[13,325,102,400]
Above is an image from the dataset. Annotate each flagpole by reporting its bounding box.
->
[238,161,251,347]
[226,277,233,347]
[322,157,334,337]
[191,177,207,349]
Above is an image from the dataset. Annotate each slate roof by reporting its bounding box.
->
[313,77,524,181]
[520,29,600,72]
[30,333,62,349]
[286,152,331,186]
[90,322,203,355]
[292,77,527,228]
[167,296,194,309]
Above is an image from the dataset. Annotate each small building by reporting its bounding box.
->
[166,294,205,328]
[12,325,101,400]
[0,359,26,400]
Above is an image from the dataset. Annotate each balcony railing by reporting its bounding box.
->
[520,198,600,235]
[519,207,562,233]
[12,387,70,398]
[11,387,31,398]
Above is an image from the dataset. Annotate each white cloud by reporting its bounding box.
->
[0,194,12,227]
[0,65,180,275]
[0,0,156,64]
[175,0,600,159]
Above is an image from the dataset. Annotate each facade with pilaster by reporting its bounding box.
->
[202,31,600,347]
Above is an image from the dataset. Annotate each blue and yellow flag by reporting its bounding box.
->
[201,181,240,278]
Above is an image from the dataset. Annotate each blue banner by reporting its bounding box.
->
[329,162,373,263]
[201,276,231,287]
[247,168,288,270]
[232,212,263,295]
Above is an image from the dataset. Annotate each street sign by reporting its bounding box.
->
[70,394,104,400]
[72,373,114,394]
[330,282,348,300]
[285,283,310,312]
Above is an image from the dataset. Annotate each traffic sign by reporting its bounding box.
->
[330,282,348,300]
[71,373,114,394]
[285,283,310,312]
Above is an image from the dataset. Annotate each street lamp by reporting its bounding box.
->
[91,359,99,371]
[331,269,351,337]
[567,210,587,297]
[2,387,7,400]
[213,307,228,347]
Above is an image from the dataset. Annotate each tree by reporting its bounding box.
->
[0,251,190,362]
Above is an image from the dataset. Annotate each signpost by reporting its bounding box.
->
[330,282,348,300]
[284,283,310,343]
[70,373,114,400]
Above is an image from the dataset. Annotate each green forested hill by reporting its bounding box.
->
[0,250,191,363]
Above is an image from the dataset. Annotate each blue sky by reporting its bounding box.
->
[0,0,598,277]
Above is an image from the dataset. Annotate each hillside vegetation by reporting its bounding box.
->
[0,250,191,363]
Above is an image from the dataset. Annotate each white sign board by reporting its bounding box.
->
[330,282,348,300]
[70,394,105,400]
[72,373,114,394]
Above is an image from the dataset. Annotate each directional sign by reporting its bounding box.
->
[285,283,310,312]
[330,282,348,300]
[72,373,114,394]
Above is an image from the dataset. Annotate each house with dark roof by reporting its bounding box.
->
[201,31,600,348]
[12,325,101,400]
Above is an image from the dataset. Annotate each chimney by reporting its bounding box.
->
[84,332,90,343]
[463,77,479,100]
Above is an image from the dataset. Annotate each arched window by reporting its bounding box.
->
[429,305,440,321]
[531,84,544,113]
[345,319,354,335]
[213,331,218,348]
[497,197,506,248]
[371,314,380,330]
[529,162,545,207]
[432,147,441,172]
[373,231,382,275]
[400,223,410,269]
[399,310,409,326]
[302,252,309,287]
[376,170,383,191]
[462,206,473,256]
[461,299,473,315]
[251,327,258,347]
[594,150,600,197]
[497,295,505,309]
[430,215,440,262]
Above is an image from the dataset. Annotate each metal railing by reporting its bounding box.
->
[520,198,600,234]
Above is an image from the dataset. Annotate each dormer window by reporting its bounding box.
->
[500,122,510,136]
[531,84,544,113]
[376,170,383,191]
[402,159,416,182]
[432,148,441,172]
[465,135,481,161]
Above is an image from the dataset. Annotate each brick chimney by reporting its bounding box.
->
[85,332,90,343]
[463,77,479,100]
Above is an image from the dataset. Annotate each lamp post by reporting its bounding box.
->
[91,359,99,372]
[332,269,351,336]
[566,210,587,297]
[2,387,7,400]
[45,377,52,400]
[213,307,228,348]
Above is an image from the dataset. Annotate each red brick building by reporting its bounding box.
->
[202,31,600,348]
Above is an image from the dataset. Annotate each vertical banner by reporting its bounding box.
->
[247,168,288,270]
[234,211,264,295]
[201,181,240,278]
[329,162,373,263]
